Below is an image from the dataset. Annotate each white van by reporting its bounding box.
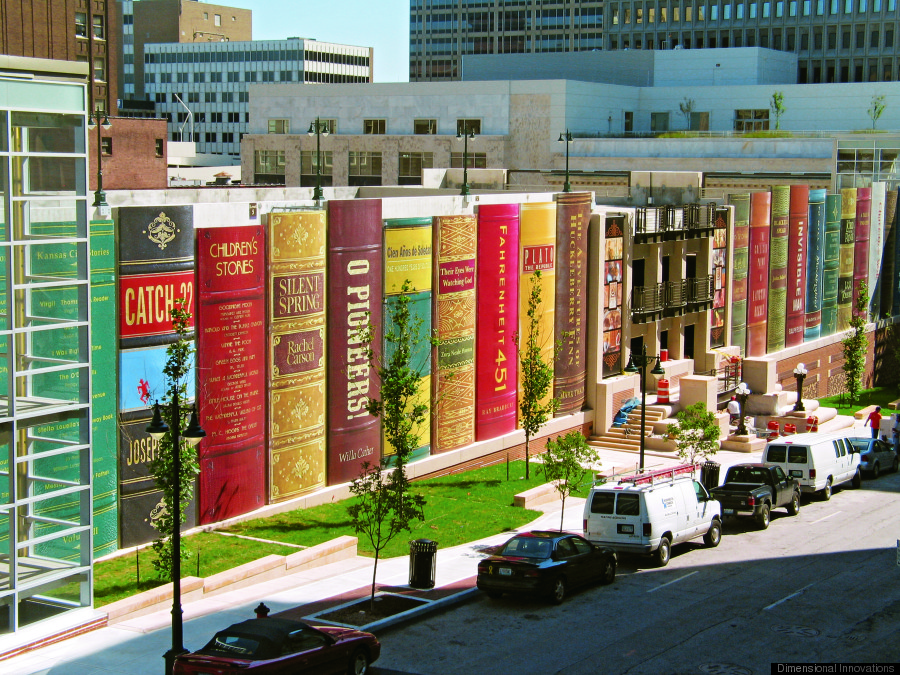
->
[762,430,862,500]
[582,464,722,567]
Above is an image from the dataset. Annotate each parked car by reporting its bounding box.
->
[848,437,899,478]
[476,530,616,604]
[710,463,801,529]
[762,430,862,500]
[583,464,722,567]
[173,617,380,675]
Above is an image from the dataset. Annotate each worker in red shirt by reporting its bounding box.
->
[866,406,882,439]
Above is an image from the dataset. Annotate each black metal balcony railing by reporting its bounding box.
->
[630,284,664,323]
[633,203,717,242]
[686,274,715,307]
[663,279,687,316]
[631,275,715,322]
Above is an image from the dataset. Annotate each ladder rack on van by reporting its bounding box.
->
[617,463,698,486]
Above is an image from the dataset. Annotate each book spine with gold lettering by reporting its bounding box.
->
[838,188,857,331]
[116,205,197,547]
[195,225,267,524]
[804,188,826,342]
[432,214,477,453]
[327,199,383,482]
[746,192,771,357]
[553,192,591,416]
[518,202,556,427]
[729,193,750,355]
[767,186,789,353]
[785,185,809,348]
[883,188,898,317]
[476,203,520,441]
[383,217,433,462]
[267,210,327,502]
[869,182,886,318]
[854,187,871,314]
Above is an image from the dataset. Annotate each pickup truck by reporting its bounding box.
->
[709,463,801,530]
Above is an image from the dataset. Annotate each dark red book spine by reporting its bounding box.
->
[327,199,383,483]
[475,203,520,441]
[785,185,809,347]
[746,192,771,357]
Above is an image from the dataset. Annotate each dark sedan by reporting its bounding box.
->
[476,530,616,604]
[173,617,380,675]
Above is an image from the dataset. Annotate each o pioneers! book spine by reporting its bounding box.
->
[767,186,789,353]
[746,192,772,357]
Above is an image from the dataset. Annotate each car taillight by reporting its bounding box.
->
[524,570,540,578]
[583,518,587,533]
[747,496,755,506]
[643,523,651,537]
[810,469,816,479]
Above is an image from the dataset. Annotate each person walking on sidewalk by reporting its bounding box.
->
[727,396,741,425]
[866,406,882,439]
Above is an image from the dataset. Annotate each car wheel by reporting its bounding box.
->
[600,557,616,585]
[655,537,672,567]
[851,469,862,488]
[787,492,800,516]
[703,519,722,548]
[485,590,503,600]
[892,456,899,473]
[756,504,771,530]
[820,478,833,501]
[550,577,567,604]
[348,649,369,675]
[872,463,880,480]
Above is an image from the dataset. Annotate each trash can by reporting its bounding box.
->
[700,461,721,491]
[409,539,438,589]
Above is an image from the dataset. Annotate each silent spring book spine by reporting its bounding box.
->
[746,192,772,357]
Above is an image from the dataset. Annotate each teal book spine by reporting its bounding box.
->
[821,193,842,337]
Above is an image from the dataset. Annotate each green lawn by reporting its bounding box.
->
[817,387,897,416]
[93,460,547,606]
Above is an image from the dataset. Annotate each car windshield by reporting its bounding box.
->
[198,632,277,659]
[500,536,552,559]
[729,467,768,483]
[849,439,870,453]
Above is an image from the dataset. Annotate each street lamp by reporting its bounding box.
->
[734,382,751,436]
[87,112,112,211]
[793,363,808,412]
[624,344,666,470]
[558,129,573,192]
[456,125,476,196]
[307,117,329,201]
[147,400,206,675]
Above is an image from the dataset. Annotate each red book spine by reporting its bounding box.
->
[854,187,871,313]
[746,192,771,357]
[785,185,809,347]
[327,199,383,483]
[475,204,520,441]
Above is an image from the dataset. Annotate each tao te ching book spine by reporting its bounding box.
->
[475,203,520,441]
[883,188,898,316]
[853,187,871,313]
[195,225,266,524]
[821,193,842,337]
[767,186,789,353]
[267,210,327,502]
[746,192,772,357]
[383,217,433,462]
[804,188,826,342]
[518,202,556,426]
[326,199,383,484]
[553,192,591,416]
[869,182,886,318]
[729,193,751,355]
[431,214,477,452]
[785,185,809,348]
[837,188,857,331]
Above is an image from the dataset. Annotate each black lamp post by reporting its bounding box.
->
[558,129,573,192]
[456,125,476,196]
[624,344,666,470]
[307,117,329,201]
[734,382,751,436]
[147,400,206,675]
[88,112,111,209]
[792,363,807,412]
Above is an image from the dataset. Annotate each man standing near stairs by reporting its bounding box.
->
[727,396,741,426]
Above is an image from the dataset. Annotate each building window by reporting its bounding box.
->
[364,119,386,134]
[93,58,106,82]
[651,112,670,132]
[228,71,240,82]
[300,150,334,175]
[246,71,257,82]
[222,132,234,143]
[100,137,112,155]
[155,139,164,157]
[211,112,223,123]
[205,132,217,143]
[262,71,275,82]
[450,152,487,168]
[238,92,249,103]
[178,72,189,83]
[92,15,105,39]
[75,12,88,37]
[734,109,770,131]
[348,151,383,185]
[215,14,222,26]
[228,112,241,123]
[414,119,437,134]
[155,93,166,103]
[222,92,234,103]
[187,92,200,103]
[280,70,294,81]
[210,72,223,83]
[268,119,290,134]
[254,149,285,183]
[194,72,206,83]
[206,92,217,103]
[398,152,434,184]
[456,119,481,134]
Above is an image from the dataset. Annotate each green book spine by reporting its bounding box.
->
[838,188,857,331]
[821,193,841,336]
[729,193,750,355]
[767,186,789,353]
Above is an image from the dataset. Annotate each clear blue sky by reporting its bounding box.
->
[222,0,410,83]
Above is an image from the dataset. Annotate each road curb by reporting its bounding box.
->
[364,587,481,633]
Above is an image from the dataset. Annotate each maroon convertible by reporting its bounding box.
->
[174,617,380,675]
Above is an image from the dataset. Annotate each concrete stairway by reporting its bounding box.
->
[588,406,668,453]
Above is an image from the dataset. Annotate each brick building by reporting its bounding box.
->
[88,116,169,191]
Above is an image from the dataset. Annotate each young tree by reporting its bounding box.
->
[148,300,200,580]
[349,279,428,609]
[868,95,887,130]
[842,281,870,404]
[518,270,561,479]
[770,91,786,130]
[679,97,695,129]
[542,431,601,532]
[665,402,721,468]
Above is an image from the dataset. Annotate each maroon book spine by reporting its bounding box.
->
[854,187,872,313]
[785,185,809,347]
[553,192,591,416]
[475,203,520,441]
[327,199,383,483]
[746,192,771,357]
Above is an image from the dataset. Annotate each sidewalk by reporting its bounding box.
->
[2,446,762,675]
